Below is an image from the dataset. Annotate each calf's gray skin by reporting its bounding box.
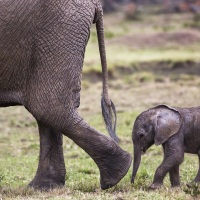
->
[131,104,200,190]
[0,0,132,190]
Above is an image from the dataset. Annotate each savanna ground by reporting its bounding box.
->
[1,7,200,200]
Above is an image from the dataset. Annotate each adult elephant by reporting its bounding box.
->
[0,0,132,190]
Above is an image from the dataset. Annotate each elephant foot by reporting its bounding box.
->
[28,178,65,191]
[99,150,132,190]
[149,183,163,190]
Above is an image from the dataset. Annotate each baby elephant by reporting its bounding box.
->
[131,104,200,189]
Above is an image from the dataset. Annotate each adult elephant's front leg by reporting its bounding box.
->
[29,122,66,190]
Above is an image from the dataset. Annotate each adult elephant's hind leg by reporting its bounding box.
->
[63,118,132,190]
[28,122,66,190]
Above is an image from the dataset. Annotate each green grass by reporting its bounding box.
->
[0,108,199,199]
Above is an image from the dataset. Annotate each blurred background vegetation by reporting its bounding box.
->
[83,0,200,113]
[1,1,200,199]
[102,0,200,15]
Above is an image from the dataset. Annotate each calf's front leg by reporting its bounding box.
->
[169,165,180,187]
[150,138,184,190]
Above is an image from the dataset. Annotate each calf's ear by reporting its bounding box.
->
[153,105,182,146]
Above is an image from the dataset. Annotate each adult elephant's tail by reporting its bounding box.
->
[95,6,119,143]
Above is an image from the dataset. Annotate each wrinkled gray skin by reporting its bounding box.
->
[131,104,200,190]
[0,0,132,190]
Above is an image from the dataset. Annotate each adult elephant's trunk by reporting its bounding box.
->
[131,142,142,183]
[96,14,119,143]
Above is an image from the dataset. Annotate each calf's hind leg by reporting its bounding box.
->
[191,150,200,184]
[186,150,200,187]
[28,122,66,190]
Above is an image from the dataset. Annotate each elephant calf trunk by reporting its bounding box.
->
[131,143,142,183]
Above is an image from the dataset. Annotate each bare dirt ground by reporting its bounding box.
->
[108,29,200,49]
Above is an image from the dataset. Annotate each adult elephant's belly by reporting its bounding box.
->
[0,0,40,105]
[0,29,31,106]
[0,91,23,106]
[0,37,30,106]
